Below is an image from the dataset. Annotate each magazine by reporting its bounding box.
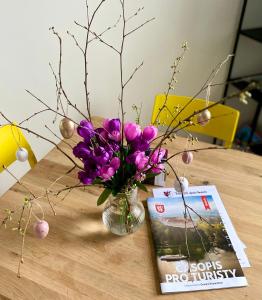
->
[147,189,248,293]
[152,186,250,268]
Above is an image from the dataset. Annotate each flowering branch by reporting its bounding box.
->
[165,146,226,162]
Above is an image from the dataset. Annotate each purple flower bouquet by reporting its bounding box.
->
[73,118,166,206]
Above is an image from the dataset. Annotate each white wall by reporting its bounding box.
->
[0,0,242,196]
[229,0,262,130]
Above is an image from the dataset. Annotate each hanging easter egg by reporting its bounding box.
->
[16,147,28,162]
[182,151,193,164]
[174,176,189,192]
[197,109,211,126]
[33,220,49,239]
[59,118,75,139]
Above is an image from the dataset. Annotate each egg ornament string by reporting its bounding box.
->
[197,84,212,126]
[59,97,75,139]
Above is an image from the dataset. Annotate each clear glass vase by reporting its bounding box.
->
[102,187,145,236]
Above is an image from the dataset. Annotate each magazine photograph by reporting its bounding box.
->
[147,194,247,293]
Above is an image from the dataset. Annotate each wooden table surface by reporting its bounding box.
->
[0,122,261,299]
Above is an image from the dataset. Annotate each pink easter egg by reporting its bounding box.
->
[182,151,193,164]
[33,220,49,239]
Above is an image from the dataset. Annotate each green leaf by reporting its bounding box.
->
[92,178,103,185]
[97,188,112,206]
[145,173,158,179]
[136,182,148,192]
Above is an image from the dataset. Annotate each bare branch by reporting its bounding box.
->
[0,112,83,170]
[49,27,66,116]
[3,165,36,198]
[48,62,63,122]
[50,27,90,121]
[74,20,88,30]
[166,161,213,227]
[45,191,56,216]
[89,29,120,54]
[45,125,74,150]
[166,146,226,162]
[67,30,84,54]
[123,61,143,88]
[125,17,155,37]
[19,109,50,125]
[47,166,76,193]
[174,55,233,121]
[89,0,106,27]
[25,90,79,125]
[17,204,32,278]
[126,6,144,22]
[88,15,121,44]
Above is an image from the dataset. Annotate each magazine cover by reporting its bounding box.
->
[147,194,248,293]
[152,186,250,268]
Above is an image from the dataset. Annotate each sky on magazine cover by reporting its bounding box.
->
[148,195,219,218]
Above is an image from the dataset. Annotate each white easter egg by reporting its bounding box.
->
[174,176,189,192]
[16,147,28,162]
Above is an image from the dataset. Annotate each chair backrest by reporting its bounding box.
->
[151,95,240,148]
[0,124,37,172]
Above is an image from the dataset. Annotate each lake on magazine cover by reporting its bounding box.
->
[147,195,244,282]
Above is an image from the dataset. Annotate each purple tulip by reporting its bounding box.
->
[108,130,121,142]
[78,171,93,185]
[100,166,115,180]
[95,127,108,144]
[108,119,121,132]
[73,142,91,160]
[103,118,110,131]
[151,163,165,174]
[134,151,149,171]
[84,157,100,177]
[142,125,158,142]
[77,120,94,141]
[103,118,121,132]
[107,142,120,152]
[103,119,121,142]
[150,148,166,164]
[94,146,110,165]
[131,136,150,152]
[126,151,138,164]
[124,122,141,142]
[110,157,120,170]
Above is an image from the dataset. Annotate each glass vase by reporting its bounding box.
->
[102,187,145,236]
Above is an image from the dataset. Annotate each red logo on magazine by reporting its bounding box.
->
[155,204,165,213]
[163,191,171,197]
[201,196,211,210]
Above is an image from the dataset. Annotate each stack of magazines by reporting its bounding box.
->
[147,185,250,294]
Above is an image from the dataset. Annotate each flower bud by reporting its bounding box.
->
[124,122,141,142]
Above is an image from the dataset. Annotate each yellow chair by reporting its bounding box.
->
[0,124,37,172]
[151,95,240,148]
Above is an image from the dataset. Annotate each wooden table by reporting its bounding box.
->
[0,124,261,299]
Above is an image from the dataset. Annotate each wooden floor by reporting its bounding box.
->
[0,132,261,299]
